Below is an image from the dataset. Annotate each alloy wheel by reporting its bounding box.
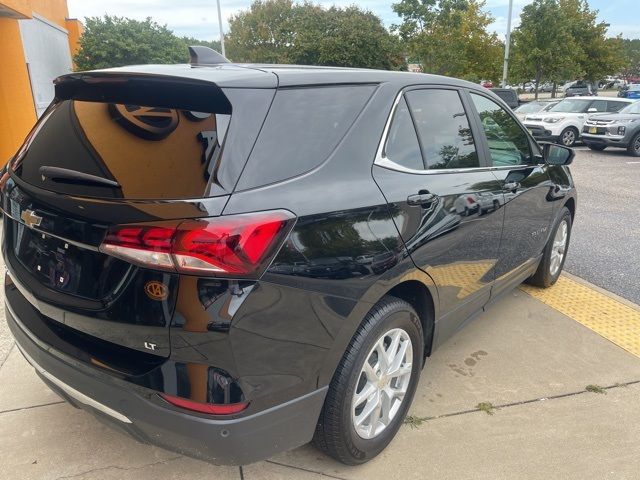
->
[549,219,568,277]
[561,130,576,146]
[351,328,413,440]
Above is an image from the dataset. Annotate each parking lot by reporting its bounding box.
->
[1,147,640,480]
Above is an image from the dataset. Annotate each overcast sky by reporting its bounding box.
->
[66,0,640,42]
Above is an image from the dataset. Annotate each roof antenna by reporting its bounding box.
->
[188,46,230,66]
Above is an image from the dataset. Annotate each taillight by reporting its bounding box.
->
[159,393,248,415]
[99,210,295,278]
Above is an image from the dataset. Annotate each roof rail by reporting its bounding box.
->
[188,46,230,66]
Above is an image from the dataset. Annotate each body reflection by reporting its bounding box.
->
[267,206,404,282]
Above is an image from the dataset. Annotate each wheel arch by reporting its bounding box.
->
[317,273,439,387]
[385,280,436,362]
[564,196,576,221]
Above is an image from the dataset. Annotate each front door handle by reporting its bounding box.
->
[503,181,521,192]
[407,192,436,206]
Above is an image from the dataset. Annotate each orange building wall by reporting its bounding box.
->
[30,0,68,28]
[0,0,31,18]
[0,16,38,161]
[0,0,77,161]
[66,18,83,61]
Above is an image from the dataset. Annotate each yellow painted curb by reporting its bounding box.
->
[520,276,640,358]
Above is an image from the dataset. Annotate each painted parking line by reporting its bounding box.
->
[520,275,640,358]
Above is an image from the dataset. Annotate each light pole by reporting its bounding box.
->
[216,0,226,57]
[501,0,514,88]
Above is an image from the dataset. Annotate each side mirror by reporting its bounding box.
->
[587,107,598,112]
[543,142,574,166]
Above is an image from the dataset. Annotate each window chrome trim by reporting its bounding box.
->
[373,89,495,175]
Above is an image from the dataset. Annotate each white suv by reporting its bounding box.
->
[523,97,633,146]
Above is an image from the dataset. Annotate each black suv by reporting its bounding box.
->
[1,47,577,466]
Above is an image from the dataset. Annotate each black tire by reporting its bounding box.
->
[587,144,606,151]
[627,132,640,157]
[527,207,572,287]
[559,127,579,147]
[313,296,423,465]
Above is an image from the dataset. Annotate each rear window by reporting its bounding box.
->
[236,85,376,190]
[11,99,231,199]
[515,102,545,113]
[490,89,518,108]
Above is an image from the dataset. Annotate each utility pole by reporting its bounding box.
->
[216,0,226,57]
[501,0,514,88]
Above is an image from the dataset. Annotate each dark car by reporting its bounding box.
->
[489,87,519,109]
[1,47,577,466]
[582,100,640,156]
[565,80,595,97]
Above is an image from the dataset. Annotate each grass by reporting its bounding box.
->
[476,402,497,415]
[404,415,428,428]
[585,384,607,394]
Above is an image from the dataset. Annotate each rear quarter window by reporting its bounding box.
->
[236,85,376,190]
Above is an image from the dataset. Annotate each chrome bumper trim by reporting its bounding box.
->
[8,301,132,424]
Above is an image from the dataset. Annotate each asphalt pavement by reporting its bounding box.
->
[563,146,640,304]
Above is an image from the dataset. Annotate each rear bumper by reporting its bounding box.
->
[6,301,327,465]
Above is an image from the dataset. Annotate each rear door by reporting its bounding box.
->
[373,86,504,343]
[466,90,554,295]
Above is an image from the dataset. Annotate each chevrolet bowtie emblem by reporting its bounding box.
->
[21,209,42,228]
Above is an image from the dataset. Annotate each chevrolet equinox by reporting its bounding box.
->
[1,47,577,465]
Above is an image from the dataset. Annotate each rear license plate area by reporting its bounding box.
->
[12,222,85,291]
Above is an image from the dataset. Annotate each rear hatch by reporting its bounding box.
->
[2,70,276,373]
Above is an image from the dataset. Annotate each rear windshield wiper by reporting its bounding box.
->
[39,166,121,188]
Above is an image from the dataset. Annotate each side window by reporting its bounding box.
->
[237,85,375,190]
[606,101,626,113]
[590,100,607,112]
[470,93,532,166]
[405,89,480,169]
[383,97,424,170]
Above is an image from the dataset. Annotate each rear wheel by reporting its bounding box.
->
[587,144,606,151]
[628,132,640,157]
[313,296,423,465]
[527,207,572,287]
[559,127,578,147]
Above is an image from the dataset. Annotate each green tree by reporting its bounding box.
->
[509,0,579,98]
[620,39,640,79]
[392,0,503,81]
[180,37,222,54]
[316,7,405,69]
[557,0,625,83]
[226,0,404,70]
[74,16,187,70]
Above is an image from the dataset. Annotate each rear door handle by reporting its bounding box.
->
[407,192,436,206]
[503,181,521,192]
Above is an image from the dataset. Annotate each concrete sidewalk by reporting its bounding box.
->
[2,287,640,480]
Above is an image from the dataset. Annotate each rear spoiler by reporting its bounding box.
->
[53,72,232,114]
